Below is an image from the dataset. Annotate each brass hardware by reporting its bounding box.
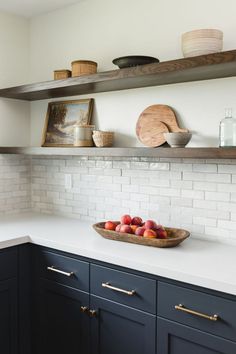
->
[47,266,74,277]
[102,282,136,296]
[175,304,219,322]
[89,309,97,318]
[80,306,88,313]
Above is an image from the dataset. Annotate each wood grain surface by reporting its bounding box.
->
[93,222,190,248]
[0,50,236,101]
[136,105,188,147]
[1,147,236,159]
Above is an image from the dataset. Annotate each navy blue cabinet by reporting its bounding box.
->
[90,295,156,354]
[0,247,18,354]
[15,245,236,354]
[157,317,236,354]
[34,279,89,354]
[0,279,18,354]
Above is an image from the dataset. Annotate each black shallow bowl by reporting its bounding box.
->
[112,56,160,69]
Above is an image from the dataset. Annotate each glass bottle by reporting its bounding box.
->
[219,108,236,147]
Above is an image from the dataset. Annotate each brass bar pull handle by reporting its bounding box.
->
[175,304,219,322]
[47,266,74,277]
[102,282,136,296]
[89,309,97,318]
[80,306,88,313]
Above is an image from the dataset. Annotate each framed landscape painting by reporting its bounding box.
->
[42,99,94,147]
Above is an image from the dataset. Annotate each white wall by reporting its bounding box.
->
[0,11,30,146]
[29,0,236,147]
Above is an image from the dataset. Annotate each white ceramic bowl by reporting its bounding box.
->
[182,29,223,58]
[164,132,192,148]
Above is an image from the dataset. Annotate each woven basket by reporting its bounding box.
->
[54,70,71,80]
[71,60,97,77]
[92,131,114,147]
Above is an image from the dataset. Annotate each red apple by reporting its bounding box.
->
[135,227,146,236]
[105,221,117,231]
[130,225,138,233]
[120,224,133,234]
[131,216,143,226]
[115,224,122,232]
[143,229,157,238]
[156,229,168,239]
[144,220,156,230]
[154,224,163,230]
[120,214,132,225]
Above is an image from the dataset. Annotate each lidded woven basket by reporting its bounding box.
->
[71,60,97,77]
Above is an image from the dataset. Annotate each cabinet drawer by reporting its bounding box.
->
[158,282,236,342]
[36,250,89,292]
[0,248,17,281]
[90,264,156,314]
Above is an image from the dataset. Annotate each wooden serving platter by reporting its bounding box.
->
[136,104,188,147]
[93,222,190,248]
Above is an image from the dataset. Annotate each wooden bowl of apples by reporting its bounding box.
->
[93,215,190,248]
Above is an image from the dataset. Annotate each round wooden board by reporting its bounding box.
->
[93,222,190,248]
[136,120,169,147]
[136,104,188,147]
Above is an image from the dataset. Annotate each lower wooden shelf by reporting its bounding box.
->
[0,146,236,159]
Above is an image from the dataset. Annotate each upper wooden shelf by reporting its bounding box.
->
[1,50,236,101]
[1,146,236,159]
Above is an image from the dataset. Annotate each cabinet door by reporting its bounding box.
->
[90,295,156,354]
[157,318,236,354]
[0,279,18,354]
[35,279,89,354]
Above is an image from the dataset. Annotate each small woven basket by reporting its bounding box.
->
[93,131,114,147]
[71,60,97,77]
[54,70,71,80]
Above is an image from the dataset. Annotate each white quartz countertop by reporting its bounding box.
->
[0,212,235,296]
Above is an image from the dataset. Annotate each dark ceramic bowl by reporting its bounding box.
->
[112,56,160,69]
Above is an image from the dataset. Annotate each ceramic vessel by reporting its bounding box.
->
[182,29,223,58]
[164,132,192,147]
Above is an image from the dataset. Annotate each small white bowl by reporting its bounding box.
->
[164,132,192,148]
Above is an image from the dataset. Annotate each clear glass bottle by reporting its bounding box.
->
[219,108,236,147]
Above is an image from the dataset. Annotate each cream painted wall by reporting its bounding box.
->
[0,11,30,146]
[29,0,236,147]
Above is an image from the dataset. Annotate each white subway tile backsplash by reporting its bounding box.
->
[149,162,169,170]
[218,220,236,231]
[171,197,193,207]
[193,216,217,227]
[112,161,130,169]
[149,195,171,205]
[193,199,217,210]
[193,164,217,173]
[113,176,130,184]
[104,169,121,176]
[159,188,181,197]
[130,193,149,202]
[205,191,230,202]
[139,186,160,195]
[149,179,170,188]
[2,155,236,244]
[181,189,204,199]
[193,181,217,191]
[218,165,236,173]
[171,180,193,189]
[130,162,149,170]
[0,156,30,214]
[217,201,236,212]
[171,163,192,171]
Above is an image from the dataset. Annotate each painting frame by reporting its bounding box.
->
[41,98,94,147]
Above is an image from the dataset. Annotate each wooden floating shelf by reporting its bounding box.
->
[1,147,236,159]
[1,50,236,101]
